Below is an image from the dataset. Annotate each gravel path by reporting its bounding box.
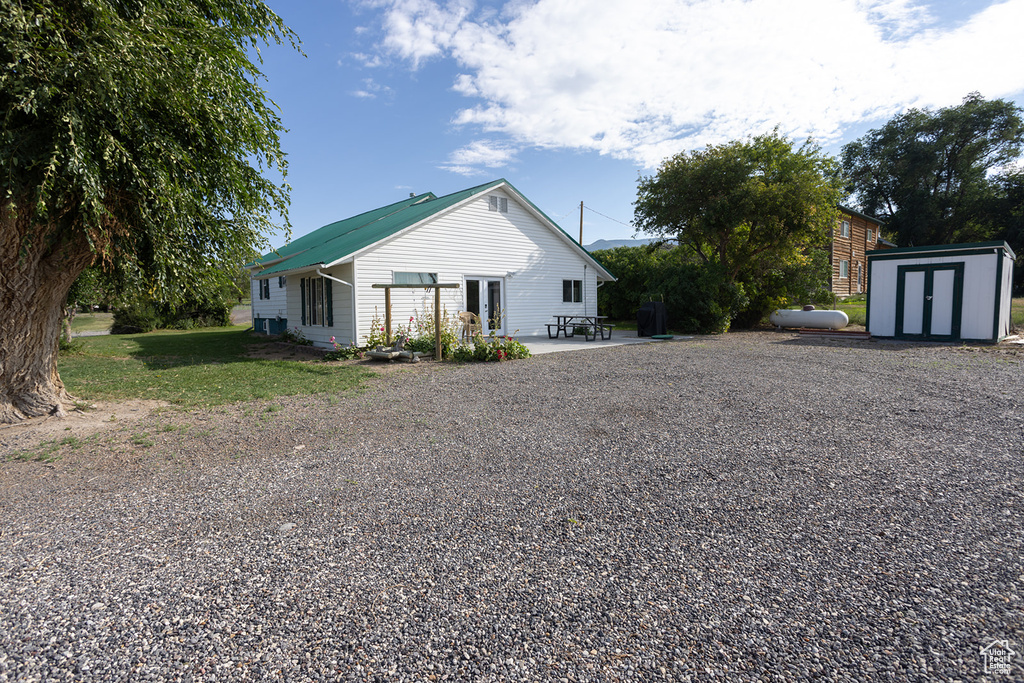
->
[1,332,1022,681]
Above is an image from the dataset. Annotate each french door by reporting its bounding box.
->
[465,277,505,336]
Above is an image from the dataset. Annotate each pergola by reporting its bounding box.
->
[370,283,461,359]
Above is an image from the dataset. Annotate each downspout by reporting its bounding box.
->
[317,268,356,346]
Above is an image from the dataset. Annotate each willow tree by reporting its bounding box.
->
[1,0,296,421]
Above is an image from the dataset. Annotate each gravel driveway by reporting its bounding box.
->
[1,332,1022,681]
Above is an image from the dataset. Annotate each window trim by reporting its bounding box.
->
[840,220,851,238]
[489,195,509,213]
[259,278,270,300]
[300,276,333,328]
[562,279,583,303]
[839,260,850,279]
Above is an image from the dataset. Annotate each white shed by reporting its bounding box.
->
[866,241,1016,342]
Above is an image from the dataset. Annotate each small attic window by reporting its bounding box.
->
[489,196,508,213]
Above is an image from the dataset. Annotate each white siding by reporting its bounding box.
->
[351,188,602,343]
[250,273,288,332]
[285,263,355,347]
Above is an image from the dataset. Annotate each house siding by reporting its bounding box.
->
[281,263,355,347]
[351,188,599,344]
[250,275,288,334]
[831,209,885,296]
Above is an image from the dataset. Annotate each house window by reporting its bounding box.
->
[839,260,849,279]
[259,278,270,300]
[278,276,286,288]
[489,196,508,213]
[300,276,333,327]
[840,220,851,238]
[393,271,438,285]
[562,279,582,303]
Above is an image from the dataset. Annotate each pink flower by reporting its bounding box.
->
[329,336,335,343]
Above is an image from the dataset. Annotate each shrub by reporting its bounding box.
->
[593,246,743,334]
[451,333,531,362]
[111,295,231,334]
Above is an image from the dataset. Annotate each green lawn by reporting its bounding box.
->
[70,312,113,334]
[59,326,373,408]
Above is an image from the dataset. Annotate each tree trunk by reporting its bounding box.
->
[1,208,93,423]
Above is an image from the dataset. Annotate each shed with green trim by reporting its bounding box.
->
[866,241,1015,342]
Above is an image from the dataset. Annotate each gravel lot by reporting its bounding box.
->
[1,332,1022,682]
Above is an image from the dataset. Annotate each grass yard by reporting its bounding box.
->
[59,326,373,408]
[69,311,114,334]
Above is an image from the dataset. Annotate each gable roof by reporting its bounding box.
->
[250,179,614,280]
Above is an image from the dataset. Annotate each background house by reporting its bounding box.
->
[830,205,892,296]
[248,179,615,348]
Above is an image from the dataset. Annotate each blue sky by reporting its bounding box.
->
[256,0,1024,248]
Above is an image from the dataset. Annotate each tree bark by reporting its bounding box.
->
[1,207,94,423]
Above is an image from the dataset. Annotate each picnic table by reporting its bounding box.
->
[546,315,615,341]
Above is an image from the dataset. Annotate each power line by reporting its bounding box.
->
[583,205,633,229]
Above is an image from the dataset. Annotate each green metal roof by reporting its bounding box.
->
[251,179,614,280]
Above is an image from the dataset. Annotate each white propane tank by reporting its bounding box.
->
[769,308,849,330]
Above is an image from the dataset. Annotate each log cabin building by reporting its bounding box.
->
[830,205,892,296]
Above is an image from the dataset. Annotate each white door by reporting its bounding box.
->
[900,270,926,335]
[896,264,964,339]
[465,277,505,336]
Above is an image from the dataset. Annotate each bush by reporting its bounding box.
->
[451,333,531,362]
[593,246,744,334]
[111,296,231,334]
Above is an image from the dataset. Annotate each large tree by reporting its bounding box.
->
[1,0,296,422]
[634,131,844,323]
[842,93,1024,247]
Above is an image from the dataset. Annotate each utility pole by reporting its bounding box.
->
[579,201,584,245]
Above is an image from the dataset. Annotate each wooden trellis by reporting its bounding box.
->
[371,283,460,359]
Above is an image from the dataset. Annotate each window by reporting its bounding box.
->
[489,196,508,213]
[839,260,849,279]
[840,220,851,238]
[278,276,286,288]
[393,271,438,285]
[259,278,270,300]
[866,229,874,243]
[562,279,582,303]
[300,276,333,327]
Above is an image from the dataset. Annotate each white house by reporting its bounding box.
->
[866,241,1015,342]
[248,179,616,348]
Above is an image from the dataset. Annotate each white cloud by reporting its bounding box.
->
[439,139,519,175]
[370,0,1024,170]
[350,78,393,99]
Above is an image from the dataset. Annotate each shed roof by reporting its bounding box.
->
[250,179,614,280]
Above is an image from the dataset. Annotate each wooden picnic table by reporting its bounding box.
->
[546,315,614,341]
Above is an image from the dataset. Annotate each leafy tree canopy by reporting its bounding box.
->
[633,131,844,323]
[841,93,1024,247]
[0,0,298,421]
